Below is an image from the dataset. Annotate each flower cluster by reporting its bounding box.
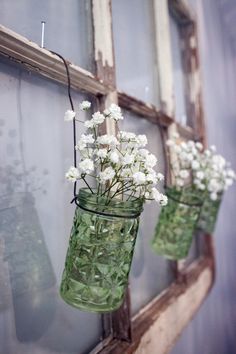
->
[166,133,236,200]
[65,101,167,206]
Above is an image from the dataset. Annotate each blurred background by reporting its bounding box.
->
[0,0,236,354]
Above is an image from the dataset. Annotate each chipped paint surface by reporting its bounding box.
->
[134,268,212,354]
[153,0,175,117]
[92,0,114,67]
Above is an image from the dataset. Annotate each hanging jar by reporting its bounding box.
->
[60,188,143,313]
[197,193,222,234]
[151,187,202,260]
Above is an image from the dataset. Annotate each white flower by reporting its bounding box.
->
[227,169,235,179]
[138,149,149,157]
[150,188,168,206]
[96,149,107,160]
[172,132,179,139]
[97,134,119,148]
[157,173,164,181]
[137,134,147,147]
[99,167,115,182]
[192,160,200,170]
[133,172,146,185]
[196,142,203,150]
[176,178,184,187]
[109,151,120,164]
[196,171,204,180]
[84,119,94,128]
[122,154,135,165]
[210,145,216,152]
[105,103,123,121]
[79,100,91,110]
[145,154,157,168]
[146,171,157,184]
[159,194,168,206]
[120,168,132,179]
[64,110,76,121]
[198,183,206,190]
[186,153,194,162]
[210,193,218,201]
[75,134,94,150]
[92,111,105,125]
[173,145,181,153]
[179,170,189,179]
[65,166,80,182]
[166,139,174,147]
[79,159,94,174]
[118,131,136,141]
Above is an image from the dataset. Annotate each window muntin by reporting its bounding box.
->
[170,14,188,125]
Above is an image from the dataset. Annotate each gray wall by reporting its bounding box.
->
[171,0,236,353]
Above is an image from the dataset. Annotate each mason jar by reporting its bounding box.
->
[60,188,143,313]
[151,187,202,260]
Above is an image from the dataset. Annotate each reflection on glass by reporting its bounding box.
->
[0,57,101,354]
[121,111,175,314]
[112,0,159,105]
[170,15,188,125]
[0,0,94,71]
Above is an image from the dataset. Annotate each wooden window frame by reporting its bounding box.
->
[0,0,214,353]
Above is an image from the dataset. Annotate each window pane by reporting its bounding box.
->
[0,58,101,354]
[112,0,159,106]
[121,111,175,315]
[170,15,188,125]
[0,0,94,72]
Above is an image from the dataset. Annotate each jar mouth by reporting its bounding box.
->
[166,186,203,207]
[76,188,143,218]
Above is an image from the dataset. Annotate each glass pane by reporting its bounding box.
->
[112,0,159,106]
[0,57,101,354]
[170,15,188,125]
[0,0,94,72]
[121,111,175,315]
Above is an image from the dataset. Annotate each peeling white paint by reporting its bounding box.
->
[93,0,114,67]
[134,267,212,354]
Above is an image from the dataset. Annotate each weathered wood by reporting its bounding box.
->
[111,287,132,342]
[153,0,175,117]
[98,257,214,353]
[92,0,116,86]
[169,0,195,24]
[0,25,109,95]
[118,92,173,127]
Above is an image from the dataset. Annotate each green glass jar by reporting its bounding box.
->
[197,194,222,234]
[151,187,202,260]
[60,188,143,313]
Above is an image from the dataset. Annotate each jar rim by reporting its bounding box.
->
[166,186,203,207]
[76,188,143,218]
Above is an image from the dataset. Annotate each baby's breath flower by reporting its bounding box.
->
[99,167,115,182]
[145,154,157,168]
[97,134,119,148]
[75,134,94,151]
[133,172,146,185]
[64,110,76,121]
[109,151,120,164]
[122,154,135,165]
[79,100,91,110]
[92,112,105,125]
[136,134,148,147]
[105,103,123,121]
[79,159,94,174]
[96,149,107,160]
[65,166,80,182]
